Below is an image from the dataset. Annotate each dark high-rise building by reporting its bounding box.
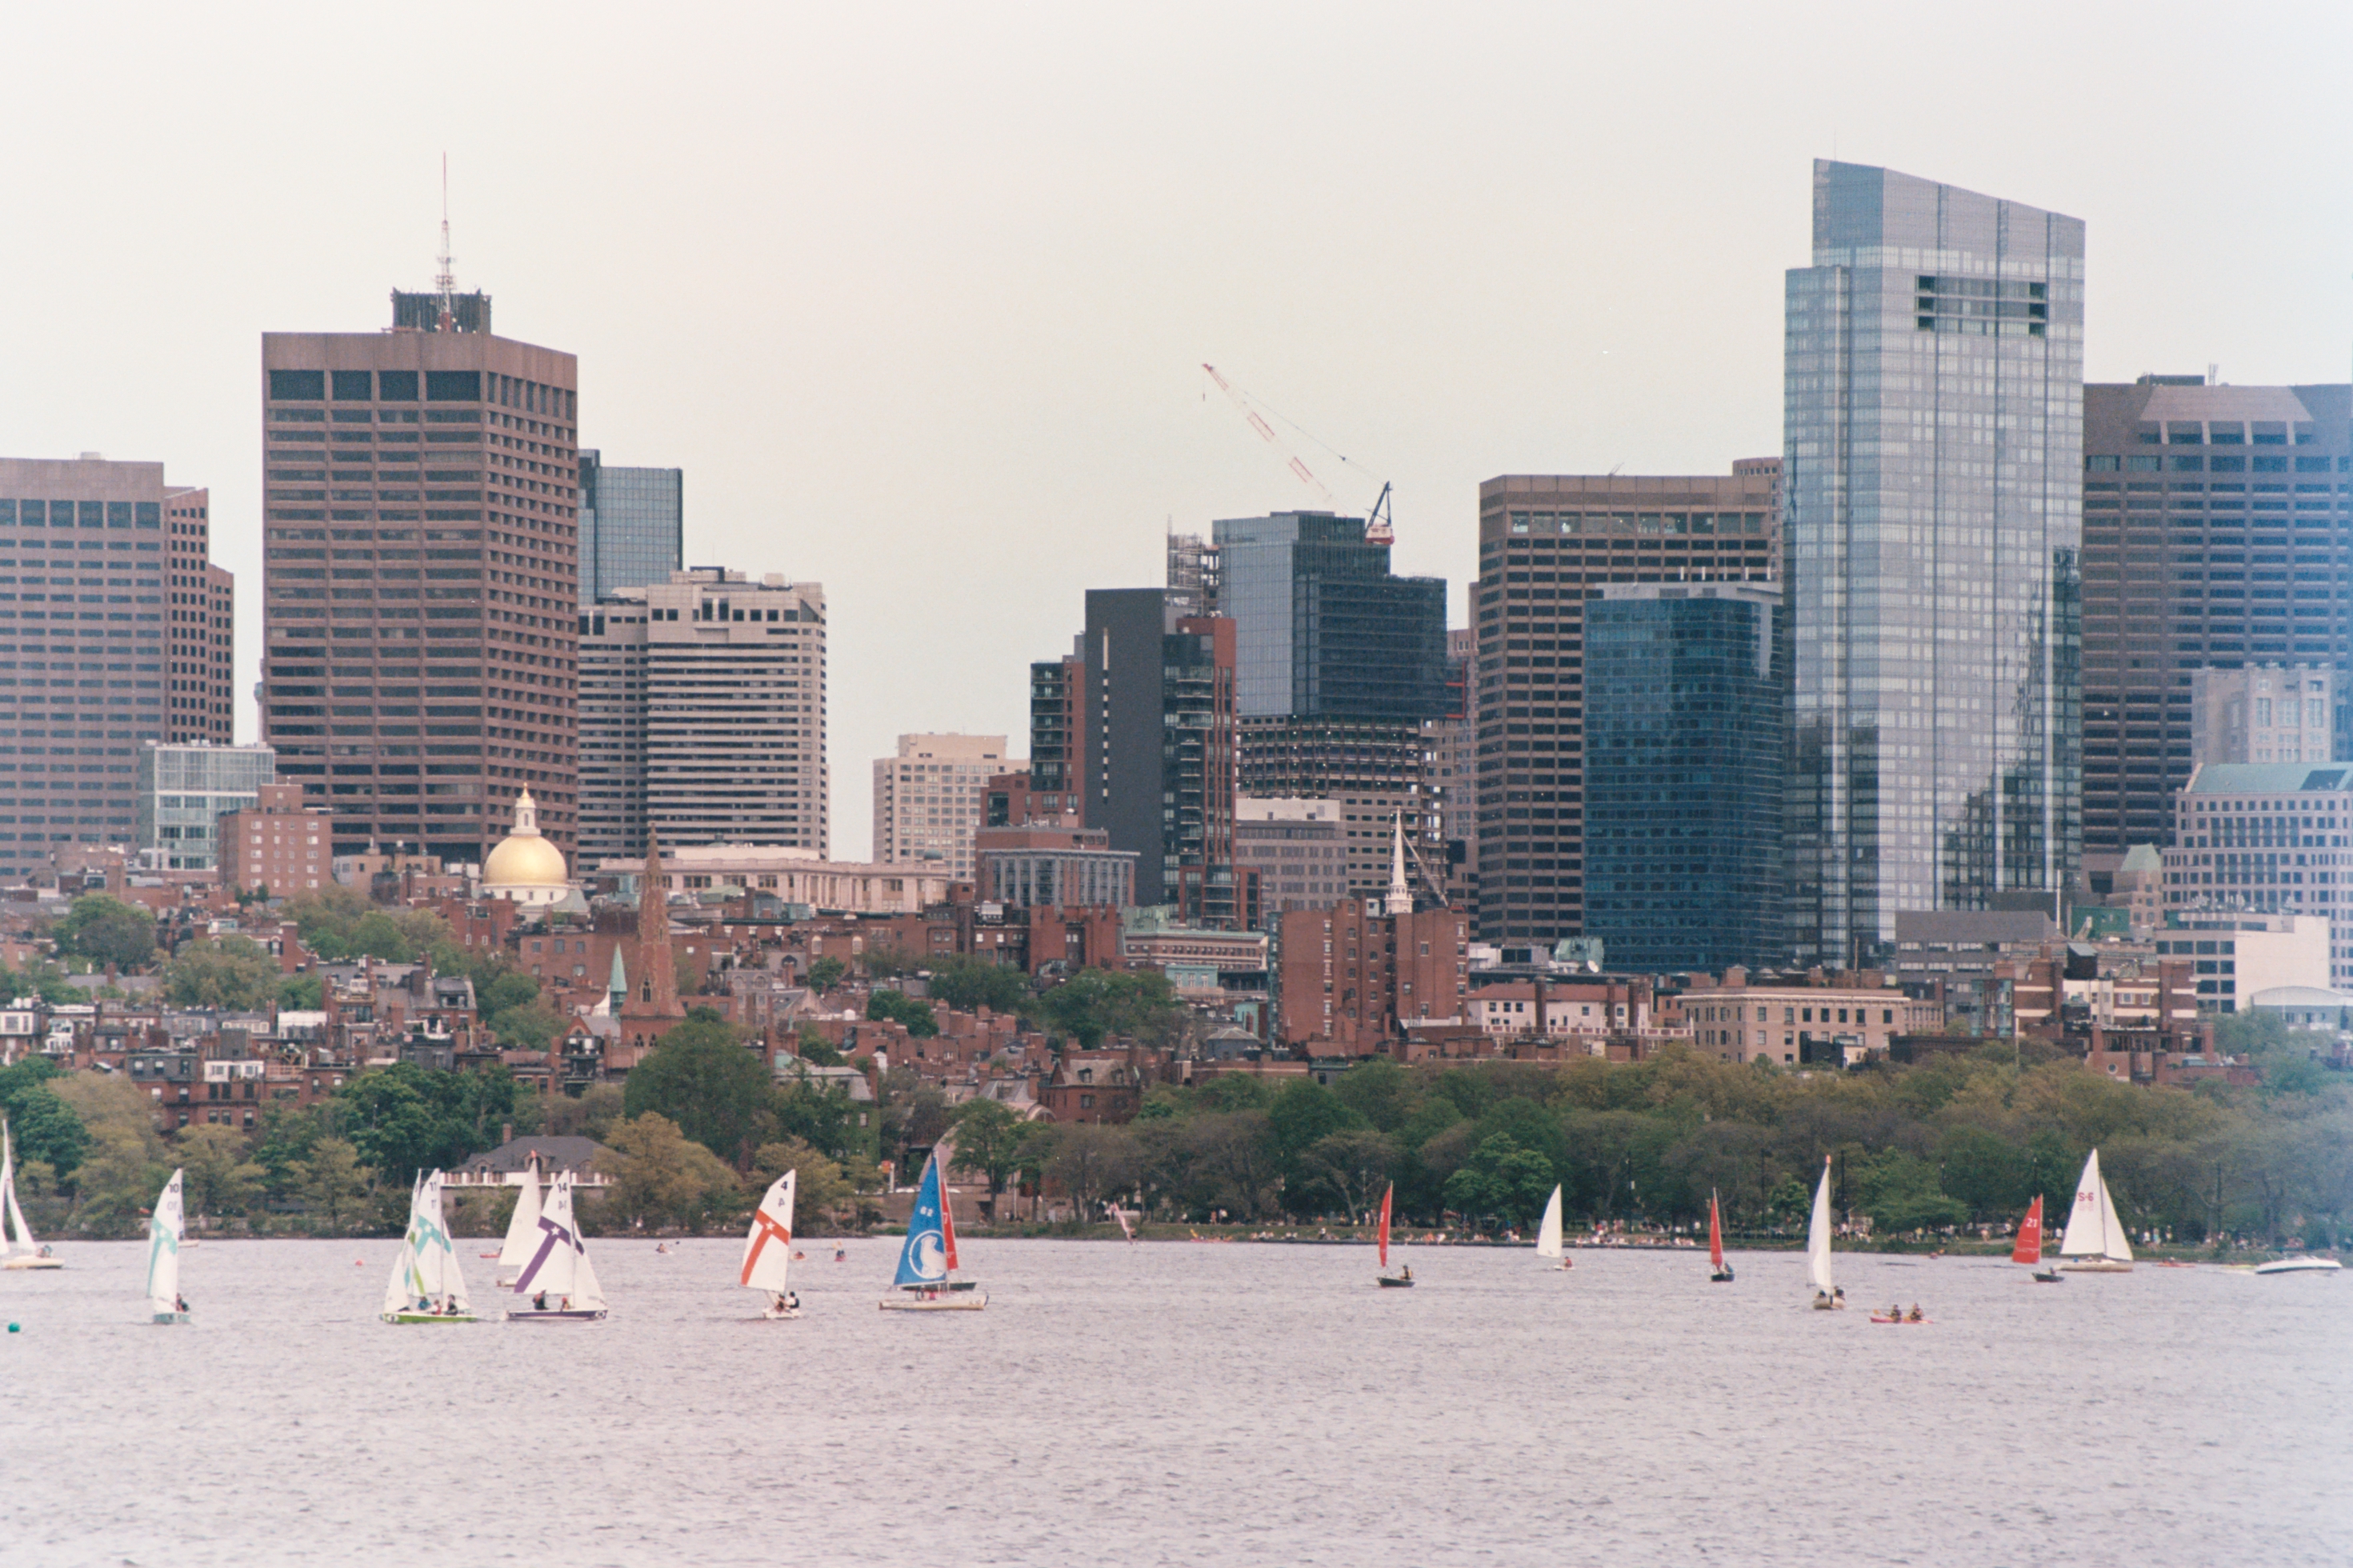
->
[2079,378,2353,854]
[0,456,199,878]
[1027,649,1085,814]
[260,286,579,867]
[1472,462,1782,942]
[1787,161,2085,967]
[1211,510,1450,899]
[1070,590,1238,917]
[1583,582,1787,973]
[578,453,682,606]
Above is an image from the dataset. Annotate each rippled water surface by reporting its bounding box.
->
[4,1236,2348,1566]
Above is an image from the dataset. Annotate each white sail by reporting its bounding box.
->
[496,1163,543,1270]
[384,1174,425,1316]
[1535,1184,1564,1260]
[2059,1149,2114,1258]
[413,1170,472,1311]
[741,1170,797,1294]
[2,1118,34,1256]
[2095,1167,2135,1265]
[146,1168,185,1317]
[514,1171,605,1310]
[1806,1158,1835,1294]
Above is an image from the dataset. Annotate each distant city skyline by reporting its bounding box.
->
[2,8,2347,856]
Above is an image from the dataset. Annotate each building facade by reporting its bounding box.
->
[0,456,183,879]
[1026,650,1085,814]
[260,289,580,868]
[577,453,682,606]
[872,734,1014,878]
[2159,761,2353,990]
[1583,582,1787,973]
[1234,798,1347,922]
[1787,161,2086,967]
[1275,902,1470,1052]
[163,486,234,746]
[1674,969,1944,1066]
[136,742,276,871]
[218,782,334,894]
[599,843,952,915]
[974,824,1137,910]
[2191,663,2340,767]
[2079,378,2353,850]
[578,568,827,864]
[1472,461,1781,942]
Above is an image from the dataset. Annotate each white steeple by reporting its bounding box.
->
[1385,810,1413,917]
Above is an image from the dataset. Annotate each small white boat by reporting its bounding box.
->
[2253,1256,2343,1276]
[382,1170,477,1324]
[1,1118,61,1270]
[2058,1150,2135,1274]
[1807,1156,1843,1310]
[880,1152,986,1310]
[742,1169,801,1318]
[494,1158,544,1290]
[506,1172,608,1322]
[147,1169,189,1324]
[1536,1185,1572,1272]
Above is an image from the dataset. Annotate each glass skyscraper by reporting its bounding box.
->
[1786,161,2084,966]
[1583,584,1784,974]
[578,453,682,606]
[1211,510,1447,720]
[136,742,277,870]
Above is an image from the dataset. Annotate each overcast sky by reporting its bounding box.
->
[4,2,2348,858]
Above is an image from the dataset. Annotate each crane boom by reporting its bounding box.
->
[1203,363,1338,507]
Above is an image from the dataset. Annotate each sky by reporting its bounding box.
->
[2,2,2349,858]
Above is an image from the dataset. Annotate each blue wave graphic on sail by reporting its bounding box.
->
[894,1156,948,1286]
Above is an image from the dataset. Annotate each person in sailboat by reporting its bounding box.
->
[1399,1265,1412,1282]
[176,1294,189,1314]
[533,1290,548,1312]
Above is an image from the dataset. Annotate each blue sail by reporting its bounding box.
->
[893,1154,950,1287]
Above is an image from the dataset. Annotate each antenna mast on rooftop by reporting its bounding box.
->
[434,154,457,333]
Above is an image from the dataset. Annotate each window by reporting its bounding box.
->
[378,370,419,401]
[425,370,482,402]
[331,370,374,401]
[270,370,325,400]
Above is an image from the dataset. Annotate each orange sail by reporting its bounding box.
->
[1378,1183,1393,1269]
[1708,1190,1726,1270]
[2011,1194,2043,1266]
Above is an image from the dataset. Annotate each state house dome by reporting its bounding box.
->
[481,790,570,905]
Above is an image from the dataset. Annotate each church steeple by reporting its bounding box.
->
[633,826,678,1017]
[1385,809,1414,917]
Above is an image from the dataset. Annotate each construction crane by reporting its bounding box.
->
[1202,364,1393,544]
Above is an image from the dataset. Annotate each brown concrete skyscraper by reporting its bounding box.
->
[260,287,579,867]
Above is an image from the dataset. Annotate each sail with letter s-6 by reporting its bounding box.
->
[2058,1149,2135,1273]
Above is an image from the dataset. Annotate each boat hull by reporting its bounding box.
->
[762,1306,804,1320]
[2059,1259,2134,1273]
[2,1256,62,1270]
[1870,1315,1932,1325]
[2030,1269,2065,1283]
[151,1311,188,1325]
[878,1294,986,1311]
[2253,1257,2343,1276]
[1710,1268,1735,1283]
[1377,1276,1415,1288]
[504,1307,608,1323]
[382,1311,479,1325]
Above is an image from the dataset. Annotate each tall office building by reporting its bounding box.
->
[578,453,682,606]
[1026,649,1085,814]
[136,742,275,871]
[1472,462,1781,942]
[2191,665,2341,767]
[163,487,235,745]
[1423,626,1478,910]
[2079,378,2352,852]
[1787,161,2085,966]
[1583,582,1786,973]
[261,283,579,867]
[578,568,826,863]
[1210,510,1451,900]
[1067,590,1238,918]
[0,457,195,878]
[873,734,1014,878]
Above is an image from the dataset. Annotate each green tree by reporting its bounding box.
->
[278,973,326,1010]
[622,1007,774,1166]
[947,1098,1030,1204]
[53,894,155,970]
[9,1084,90,1178]
[490,1002,564,1052]
[792,1023,843,1066]
[70,1126,166,1237]
[174,1125,266,1220]
[1299,1128,1395,1223]
[1857,1150,1969,1236]
[250,1106,324,1198]
[803,956,847,994]
[334,1065,448,1185]
[1333,1057,1417,1132]
[544,1082,627,1142]
[1443,1134,1558,1229]
[866,988,938,1038]
[1038,1122,1140,1225]
[296,1137,371,1232]
[598,1112,742,1231]
[159,936,280,1010]
[754,1137,855,1232]
[1035,966,1183,1048]
[926,954,1030,1015]
[345,910,415,962]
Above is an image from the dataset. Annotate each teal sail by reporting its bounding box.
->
[892,1153,953,1287]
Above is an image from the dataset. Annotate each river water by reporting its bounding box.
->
[4,1237,2347,1566]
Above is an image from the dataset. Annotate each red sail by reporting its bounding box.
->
[2011,1194,2043,1265]
[1709,1191,1725,1270]
[1379,1183,1393,1268]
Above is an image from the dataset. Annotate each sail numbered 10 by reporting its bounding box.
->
[382,1170,477,1324]
[147,1169,188,1325]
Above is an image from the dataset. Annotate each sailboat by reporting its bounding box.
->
[1375,1182,1413,1286]
[1807,1156,1842,1309]
[1,1118,61,1270]
[742,1169,801,1318]
[494,1158,544,1289]
[1535,1184,1571,1270]
[507,1170,609,1322]
[147,1168,187,1324]
[2058,1149,2135,1274]
[382,1170,477,1323]
[1707,1190,1734,1283]
[879,1150,985,1310]
[2013,1194,2062,1283]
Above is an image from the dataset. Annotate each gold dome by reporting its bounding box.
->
[482,789,570,890]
